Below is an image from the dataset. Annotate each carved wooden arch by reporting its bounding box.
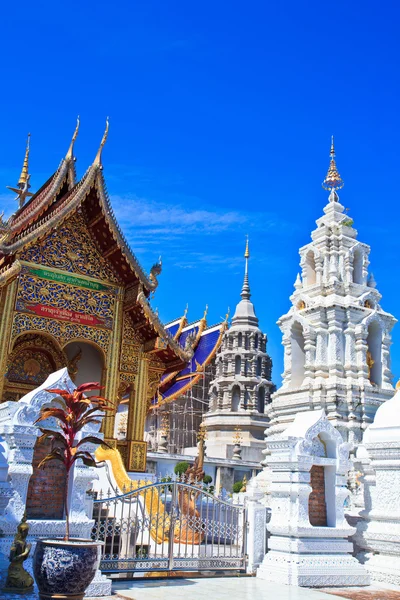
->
[7,332,68,378]
[4,332,69,401]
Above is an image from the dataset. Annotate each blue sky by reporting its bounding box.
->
[1,1,400,384]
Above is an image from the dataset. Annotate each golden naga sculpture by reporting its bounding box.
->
[4,512,34,593]
[95,432,209,546]
[367,350,375,383]
[174,426,207,545]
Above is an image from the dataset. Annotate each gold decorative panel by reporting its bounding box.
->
[12,313,111,354]
[16,268,116,329]
[127,440,147,472]
[20,212,120,284]
[120,313,141,374]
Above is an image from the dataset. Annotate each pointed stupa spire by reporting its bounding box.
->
[231,237,259,328]
[93,117,109,166]
[7,133,34,208]
[18,133,30,187]
[65,116,80,160]
[322,135,344,194]
[241,236,251,300]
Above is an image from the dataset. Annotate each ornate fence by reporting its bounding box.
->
[91,479,247,573]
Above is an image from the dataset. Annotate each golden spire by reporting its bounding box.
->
[322,135,344,192]
[244,235,250,259]
[65,116,80,160]
[18,133,30,186]
[7,133,34,208]
[93,117,109,166]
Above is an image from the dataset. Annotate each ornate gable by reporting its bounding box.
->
[20,210,121,284]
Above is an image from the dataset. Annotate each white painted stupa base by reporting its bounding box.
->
[257,549,370,587]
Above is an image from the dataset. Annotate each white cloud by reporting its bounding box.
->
[109,193,296,272]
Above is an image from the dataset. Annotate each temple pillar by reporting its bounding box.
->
[103,289,124,440]
[125,352,148,471]
[0,279,18,401]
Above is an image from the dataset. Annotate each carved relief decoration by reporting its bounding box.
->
[120,313,141,375]
[147,356,166,403]
[20,211,120,284]
[128,440,147,472]
[11,313,111,355]
[16,269,116,328]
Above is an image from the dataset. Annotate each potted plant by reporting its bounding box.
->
[32,382,113,600]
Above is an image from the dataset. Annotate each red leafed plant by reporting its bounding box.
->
[34,382,113,541]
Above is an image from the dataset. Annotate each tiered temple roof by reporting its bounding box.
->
[0,121,189,372]
[152,307,228,407]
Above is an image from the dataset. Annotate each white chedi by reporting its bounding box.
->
[266,140,396,446]
[203,240,274,463]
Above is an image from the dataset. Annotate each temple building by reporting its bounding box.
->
[266,138,397,446]
[115,306,227,454]
[203,240,274,462]
[0,121,190,471]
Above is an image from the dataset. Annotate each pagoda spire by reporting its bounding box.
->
[93,117,109,167]
[65,116,80,160]
[322,135,344,196]
[241,236,251,300]
[6,133,34,208]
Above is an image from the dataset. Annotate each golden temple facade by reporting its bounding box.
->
[0,121,190,471]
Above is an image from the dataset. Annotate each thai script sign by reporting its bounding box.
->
[23,264,111,292]
[18,302,109,328]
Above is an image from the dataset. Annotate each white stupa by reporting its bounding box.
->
[267,137,397,446]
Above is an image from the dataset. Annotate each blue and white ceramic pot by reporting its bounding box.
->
[33,538,102,600]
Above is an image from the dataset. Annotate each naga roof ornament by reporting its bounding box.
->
[6,133,34,208]
[93,117,109,167]
[65,116,80,160]
[322,135,344,194]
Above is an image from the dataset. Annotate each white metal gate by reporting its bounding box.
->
[91,479,247,573]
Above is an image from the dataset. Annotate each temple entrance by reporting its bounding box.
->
[64,341,104,388]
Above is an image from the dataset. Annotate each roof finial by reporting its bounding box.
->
[66,116,80,160]
[322,135,344,195]
[18,133,30,187]
[244,235,250,259]
[202,304,209,321]
[93,117,109,166]
[7,133,34,209]
[241,236,251,300]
